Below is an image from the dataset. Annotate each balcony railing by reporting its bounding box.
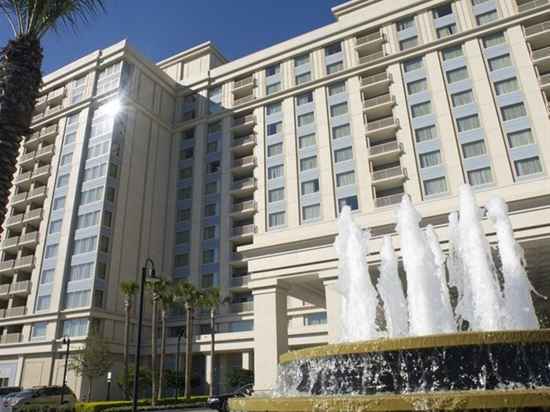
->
[11,280,31,294]
[0,285,10,296]
[14,171,32,184]
[23,208,42,221]
[369,141,402,156]
[41,124,58,137]
[32,165,50,178]
[11,192,28,204]
[5,214,23,227]
[20,152,35,163]
[363,94,394,109]
[231,275,251,287]
[5,306,26,317]
[2,237,19,249]
[230,301,254,313]
[231,177,256,191]
[358,51,385,65]
[233,114,255,127]
[375,192,404,208]
[35,95,47,107]
[234,95,256,106]
[31,113,44,123]
[14,255,34,269]
[47,87,65,101]
[19,232,39,245]
[532,45,550,61]
[372,166,405,181]
[28,186,47,199]
[232,134,256,147]
[366,117,398,132]
[525,21,550,37]
[0,333,21,344]
[36,145,54,157]
[232,200,256,213]
[356,31,383,46]
[518,0,549,13]
[232,224,256,237]
[0,260,14,273]
[26,131,41,144]
[361,72,391,87]
[234,76,255,89]
[46,105,62,116]
[232,155,256,168]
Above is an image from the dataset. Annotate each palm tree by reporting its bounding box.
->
[157,284,175,400]
[120,280,138,400]
[174,281,201,400]
[0,0,105,230]
[146,278,167,405]
[199,288,228,396]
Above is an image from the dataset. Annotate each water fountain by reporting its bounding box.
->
[231,185,550,412]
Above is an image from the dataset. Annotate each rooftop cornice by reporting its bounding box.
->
[156,40,228,68]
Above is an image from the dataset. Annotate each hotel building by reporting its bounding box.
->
[0,0,549,397]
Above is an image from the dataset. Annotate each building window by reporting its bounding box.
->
[80,187,103,205]
[267,122,282,136]
[31,322,47,340]
[56,174,70,188]
[269,212,285,228]
[208,122,222,135]
[106,187,116,202]
[175,253,189,267]
[419,151,441,168]
[73,236,97,255]
[60,153,73,166]
[266,83,281,95]
[446,67,468,83]
[266,102,281,115]
[295,72,311,85]
[300,156,317,171]
[40,269,54,284]
[415,126,437,142]
[36,295,51,311]
[299,133,316,148]
[205,181,218,195]
[96,62,122,95]
[201,273,214,289]
[403,57,423,72]
[411,101,431,118]
[268,188,285,203]
[76,211,100,230]
[267,143,283,157]
[301,179,319,195]
[338,196,358,211]
[296,92,313,106]
[179,167,192,180]
[97,262,107,279]
[325,42,342,56]
[424,177,448,195]
[334,147,353,163]
[330,102,348,117]
[265,64,280,77]
[45,244,58,259]
[304,312,327,326]
[83,163,107,182]
[326,62,343,74]
[501,103,526,121]
[49,219,62,234]
[294,53,309,67]
[297,112,315,127]
[177,208,191,221]
[433,4,453,18]
[468,167,493,186]
[268,165,284,179]
[178,187,192,200]
[400,37,418,50]
[302,204,321,221]
[494,78,518,96]
[53,196,66,210]
[407,79,427,95]
[336,171,355,187]
[451,90,474,107]
[203,226,216,240]
[515,157,543,176]
[437,24,457,39]
[62,318,89,337]
[180,148,194,160]
[99,236,110,253]
[442,45,463,61]
[507,129,534,148]
[476,10,497,26]
[332,124,351,140]
[397,16,415,31]
[206,141,218,153]
[175,230,190,245]
[462,140,487,158]
[488,54,511,71]
[483,32,505,48]
[69,263,94,281]
[87,141,110,160]
[65,290,91,309]
[328,82,346,96]
[457,114,480,132]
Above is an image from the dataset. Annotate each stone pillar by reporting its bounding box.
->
[242,351,251,370]
[205,354,213,393]
[323,279,341,343]
[252,285,288,391]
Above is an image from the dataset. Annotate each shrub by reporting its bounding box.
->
[18,405,74,412]
[75,397,208,412]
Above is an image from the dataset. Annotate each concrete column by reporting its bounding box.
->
[242,351,251,370]
[252,284,288,391]
[323,279,341,343]
[205,353,213,392]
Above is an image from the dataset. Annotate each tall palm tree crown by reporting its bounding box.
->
[0,0,104,230]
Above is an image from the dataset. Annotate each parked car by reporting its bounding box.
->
[207,384,254,412]
[0,389,20,401]
[1,386,77,412]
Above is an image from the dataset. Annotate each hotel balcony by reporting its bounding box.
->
[362,93,395,118]
[5,214,23,230]
[230,275,251,289]
[25,131,42,148]
[358,50,385,66]
[9,280,31,296]
[18,232,39,248]
[4,306,26,318]
[35,95,47,110]
[231,200,257,216]
[27,186,47,203]
[539,72,550,92]
[19,151,36,167]
[230,177,256,194]
[31,165,51,183]
[232,155,256,171]
[0,260,14,275]
[368,140,403,163]
[1,237,19,253]
[10,192,28,208]
[23,208,42,225]
[233,75,255,95]
[375,192,405,208]
[232,224,256,239]
[355,31,385,51]
[45,105,63,117]
[371,165,406,189]
[0,333,22,344]
[231,134,257,155]
[531,45,550,71]
[31,112,44,124]
[47,87,65,104]
[232,114,256,131]
[40,124,58,139]
[365,116,399,141]
[361,72,392,94]
[13,256,34,273]
[524,21,550,49]
[230,301,254,313]
[517,0,550,13]
[35,144,54,161]
[13,171,32,190]
[234,94,256,107]
[0,285,10,299]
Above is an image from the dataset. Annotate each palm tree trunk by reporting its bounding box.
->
[151,298,157,405]
[158,308,166,400]
[0,35,43,231]
[209,309,215,397]
[123,301,131,400]
[87,377,93,401]
[184,304,193,400]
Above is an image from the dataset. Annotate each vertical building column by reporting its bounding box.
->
[205,353,213,392]
[323,279,341,344]
[242,351,251,370]
[252,283,288,391]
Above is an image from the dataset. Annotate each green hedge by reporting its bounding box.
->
[75,397,208,412]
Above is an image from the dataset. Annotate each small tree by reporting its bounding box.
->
[226,368,254,390]
[157,284,175,399]
[70,333,114,401]
[146,278,167,405]
[120,280,139,399]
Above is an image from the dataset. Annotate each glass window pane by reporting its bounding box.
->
[442,45,463,60]
[494,77,518,95]
[488,54,511,71]
[468,167,493,186]
[457,114,480,132]
[268,188,285,202]
[415,126,437,142]
[332,124,350,139]
[515,157,542,176]
[419,151,441,168]
[403,57,423,72]
[452,90,474,107]
[411,101,431,118]
[267,143,283,157]
[462,140,487,158]
[336,171,355,187]
[501,103,526,121]
[269,212,285,227]
[334,147,353,163]
[507,129,534,148]
[446,67,468,83]
[407,79,427,95]
[299,133,316,148]
[302,204,321,221]
[330,102,348,117]
[300,156,317,171]
[301,179,320,195]
[424,177,448,195]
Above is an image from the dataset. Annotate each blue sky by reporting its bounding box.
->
[0,0,345,75]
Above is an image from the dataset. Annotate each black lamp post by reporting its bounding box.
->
[60,336,71,405]
[175,329,184,399]
[132,258,156,412]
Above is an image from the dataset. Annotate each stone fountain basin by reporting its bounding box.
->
[231,330,550,411]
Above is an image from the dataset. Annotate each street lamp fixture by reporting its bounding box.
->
[60,336,71,405]
[132,258,157,412]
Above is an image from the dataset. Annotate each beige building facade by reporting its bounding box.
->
[0,0,550,398]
